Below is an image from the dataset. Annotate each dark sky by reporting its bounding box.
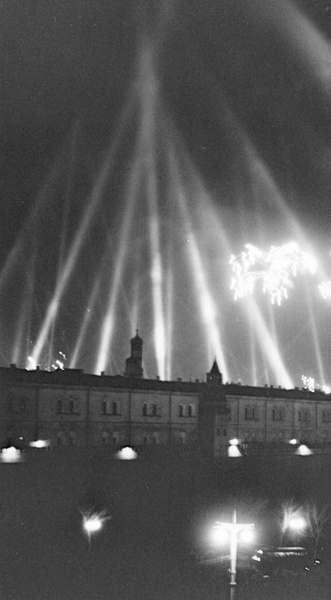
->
[1,0,331,386]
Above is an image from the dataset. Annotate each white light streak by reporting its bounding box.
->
[319,280,331,299]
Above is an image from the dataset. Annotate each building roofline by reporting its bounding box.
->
[0,365,330,400]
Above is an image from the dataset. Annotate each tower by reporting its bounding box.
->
[206,359,223,384]
[124,330,144,378]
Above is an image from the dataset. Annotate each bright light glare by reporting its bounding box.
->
[228,445,242,457]
[29,439,50,448]
[83,516,103,534]
[239,528,255,544]
[288,516,306,531]
[209,526,229,546]
[116,446,138,460]
[229,438,239,445]
[289,438,298,445]
[295,444,313,455]
[0,446,23,463]
[81,509,110,543]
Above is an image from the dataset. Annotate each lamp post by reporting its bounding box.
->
[214,511,254,599]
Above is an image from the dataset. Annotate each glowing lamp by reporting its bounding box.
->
[295,444,313,456]
[116,446,138,460]
[288,516,306,531]
[239,527,255,544]
[29,439,50,448]
[210,525,229,546]
[0,446,23,463]
[228,445,242,457]
[83,516,103,534]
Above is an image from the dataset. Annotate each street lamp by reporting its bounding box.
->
[281,505,307,544]
[81,510,110,546]
[213,511,254,599]
[227,439,242,458]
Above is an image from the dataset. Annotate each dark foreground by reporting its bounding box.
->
[1,448,331,600]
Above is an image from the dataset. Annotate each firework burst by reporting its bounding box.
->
[230,242,318,305]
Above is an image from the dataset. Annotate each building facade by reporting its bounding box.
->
[1,335,331,456]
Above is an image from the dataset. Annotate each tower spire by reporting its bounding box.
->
[124,331,144,378]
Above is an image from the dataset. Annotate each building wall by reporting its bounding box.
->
[0,373,200,450]
[2,368,331,457]
[222,393,331,453]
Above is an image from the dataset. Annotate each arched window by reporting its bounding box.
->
[179,404,184,417]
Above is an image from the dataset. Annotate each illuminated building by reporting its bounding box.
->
[1,334,331,457]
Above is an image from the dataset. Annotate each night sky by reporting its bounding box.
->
[1,0,331,387]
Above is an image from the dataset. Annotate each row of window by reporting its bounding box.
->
[242,407,331,423]
[56,430,188,446]
[7,397,331,424]
[57,400,196,418]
